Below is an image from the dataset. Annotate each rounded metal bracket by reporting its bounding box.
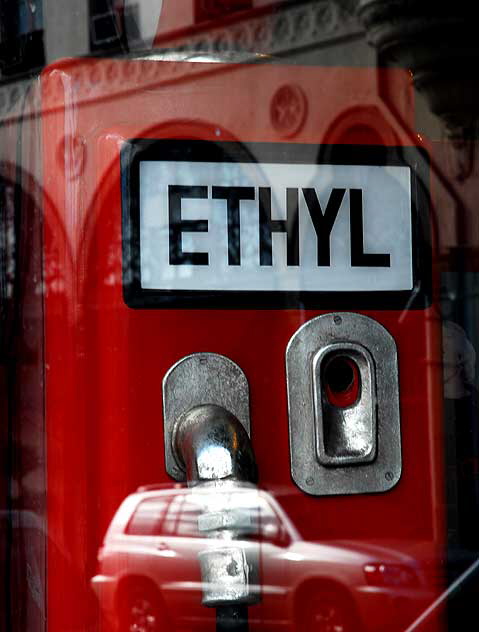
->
[286,312,401,496]
[162,353,251,481]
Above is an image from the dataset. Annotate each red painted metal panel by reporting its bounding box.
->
[40,59,445,631]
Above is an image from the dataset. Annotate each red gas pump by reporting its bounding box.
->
[36,47,445,632]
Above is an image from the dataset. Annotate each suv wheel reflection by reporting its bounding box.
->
[302,591,355,632]
[120,585,161,632]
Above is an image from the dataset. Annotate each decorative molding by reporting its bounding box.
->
[0,1,363,124]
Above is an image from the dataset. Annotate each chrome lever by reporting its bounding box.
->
[163,354,260,630]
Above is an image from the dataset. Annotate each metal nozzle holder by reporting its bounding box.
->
[163,354,260,608]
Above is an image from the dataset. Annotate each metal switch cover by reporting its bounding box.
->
[286,313,401,496]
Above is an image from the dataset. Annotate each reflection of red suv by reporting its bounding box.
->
[91,486,437,632]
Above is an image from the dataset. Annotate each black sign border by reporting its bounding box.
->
[121,139,431,310]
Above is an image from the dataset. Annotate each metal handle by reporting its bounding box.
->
[163,354,260,631]
[172,404,257,485]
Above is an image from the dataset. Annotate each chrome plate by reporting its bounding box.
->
[286,312,401,496]
[163,353,250,481]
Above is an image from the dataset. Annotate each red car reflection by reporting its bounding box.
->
[91,485,439,632]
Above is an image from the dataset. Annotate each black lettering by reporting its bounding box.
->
[349,189,390,267]
[302,188,346,266]
[259,187,299,266]
[168,185,208,265]
[212,186,255,265]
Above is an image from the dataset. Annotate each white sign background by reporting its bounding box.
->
[139,160,413,292]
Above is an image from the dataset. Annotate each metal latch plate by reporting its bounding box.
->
[163,353,251,481]
[286,312,401,496]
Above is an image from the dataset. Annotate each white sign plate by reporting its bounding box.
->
[139,161,412,292]
[122,140,429,309]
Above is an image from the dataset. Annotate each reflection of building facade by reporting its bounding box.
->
[0,2,479,632]
[0,1,369,127]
